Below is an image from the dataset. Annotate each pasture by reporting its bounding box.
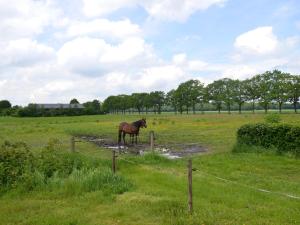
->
[0,113,300,225]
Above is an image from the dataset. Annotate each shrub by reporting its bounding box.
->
[236,123,300,156]
[0,140,132,196]
[0,141,35,188]
[37,138,84,178]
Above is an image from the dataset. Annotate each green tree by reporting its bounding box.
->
[83,100,101,115]
[150,91,165,114]
[256,72,273,113]
[0,100,12,111]
[244,77,259,113]
[288,74,300,113]
[174,86,185,114]
[232,79,247,114]
[166,89,178,114]
[176,81,192,114]
[182,80,204,114]
[221,78,236,114]
[270,70,290,113]
[206,79,225,113]
[70,98,79,104]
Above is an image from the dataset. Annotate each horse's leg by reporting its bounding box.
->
[123,132,126,145]
[131,134,134,144]
[118,130,122,145]
[135,134,138,144]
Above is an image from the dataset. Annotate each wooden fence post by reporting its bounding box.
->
[150,131,154,152]
[70,136,75,152]
[112,150,116,173]
[188,159,193,214]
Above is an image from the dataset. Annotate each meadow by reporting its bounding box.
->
[0,112,299,225]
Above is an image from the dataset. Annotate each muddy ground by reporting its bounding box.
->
[78,135,207,159]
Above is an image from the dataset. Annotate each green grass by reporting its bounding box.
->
[0,113,299,224]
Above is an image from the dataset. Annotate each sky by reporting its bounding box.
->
[0,0,300,105]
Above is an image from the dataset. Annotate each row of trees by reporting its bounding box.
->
[102,70,300,114]
[0,99,102,117]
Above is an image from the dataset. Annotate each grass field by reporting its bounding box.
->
[0,113,300,225]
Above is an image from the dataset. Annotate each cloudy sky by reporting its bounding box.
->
[0,0,300,105]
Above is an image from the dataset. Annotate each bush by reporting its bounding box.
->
[0,140,132,195]
[236,123,300,156]
[37,138,84,178]
[0,141,35,188]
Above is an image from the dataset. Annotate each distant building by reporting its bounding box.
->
[36,104,84,109]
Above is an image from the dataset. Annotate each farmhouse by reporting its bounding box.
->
[36,104,84,109]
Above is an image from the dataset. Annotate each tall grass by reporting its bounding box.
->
[35,167,132,196]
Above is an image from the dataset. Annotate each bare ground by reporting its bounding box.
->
[78,135,207,158]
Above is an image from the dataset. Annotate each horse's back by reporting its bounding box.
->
[119,122,128,130]
[119,122,137,133]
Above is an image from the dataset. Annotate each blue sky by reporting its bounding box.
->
[0,0,299,105]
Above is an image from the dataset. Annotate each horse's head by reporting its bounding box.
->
[141,118,147,128]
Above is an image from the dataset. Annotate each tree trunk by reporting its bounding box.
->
[228,104,231,114]
[264,104,268,114]
[238,104,242,114]
[294,102,298,113]
[252,100,255,114]
[279,102,282,113]
[192,104,196,114]
[186,106,189,114]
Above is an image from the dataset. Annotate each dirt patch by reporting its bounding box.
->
[78,135,207,159]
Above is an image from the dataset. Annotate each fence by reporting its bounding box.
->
[67,131,300,214]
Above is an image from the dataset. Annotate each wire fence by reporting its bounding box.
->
[116,156,300,201]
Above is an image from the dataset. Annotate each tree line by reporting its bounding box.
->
[102,70,300,114]
[0,99,102,117]
[1,69,299,117]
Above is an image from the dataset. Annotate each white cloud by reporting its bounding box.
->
[0,39,55,67]
[82,0,136,17]
[172,53,187,64]
[57,36,155,75]
[142,0,226,22]
[0,0,63,41]
[82,0,226,22]
[172,53,208,71]
[100,37,150,63]
[234,26,279,55]
[62,18,141,39]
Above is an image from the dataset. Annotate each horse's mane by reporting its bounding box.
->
[132,119,143,127]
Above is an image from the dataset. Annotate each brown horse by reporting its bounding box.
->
[118,118,147,145]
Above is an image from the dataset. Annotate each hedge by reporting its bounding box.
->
[237,123,300,155]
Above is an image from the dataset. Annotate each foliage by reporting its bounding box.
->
[70,98,80,104]
[37,138,84,178]
[237,123,300,156]
[0,141,34,188]
[101,70,299,115]
[0,100,11,110]
[0,139,128,193]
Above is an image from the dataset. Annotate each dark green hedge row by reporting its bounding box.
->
[237,123,300,155]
